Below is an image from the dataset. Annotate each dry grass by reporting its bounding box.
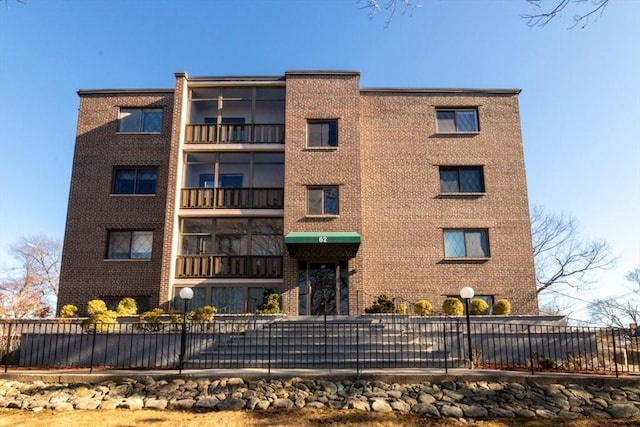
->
[1,409,640,427]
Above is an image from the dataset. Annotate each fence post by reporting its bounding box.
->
[528,325,534,375]
[3,322,13,373]
[89,324,97,374]
[356,323,360,376]
[443,322,448,374]
[268,322,272,375]
[611,328,619,378]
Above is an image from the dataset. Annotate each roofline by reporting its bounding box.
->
[77,89,174,96]
[361,88,521,95]
[186,75,285,82]
[286,70,360,76]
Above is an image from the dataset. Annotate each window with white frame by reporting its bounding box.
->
[439,166,484,193]
[107,230,153,259]
[118,108,163,133]
[436,109,478,133]
[307,186,339,215]
[443,229,489,258]
[112,167,157,194]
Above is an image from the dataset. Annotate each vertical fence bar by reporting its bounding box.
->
[356,323,360,375]
[443,322,448,374]
[268,322,272,374]
[528,325,534,375]
[3,322,12,373]
[612,328,619,378]
[89,324,97,374]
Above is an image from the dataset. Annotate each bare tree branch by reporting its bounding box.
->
[0,234,61,318]
[360,0,421,26]
[531,205,615,295]
[589,269,640,329]
[523,0,610,28]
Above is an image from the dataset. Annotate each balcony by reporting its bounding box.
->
[176,255,283,278]
[185,124,284,144]
[181,187,283,209]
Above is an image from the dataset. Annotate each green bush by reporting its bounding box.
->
[82,310,118,333]
[442,298,464,316]
[87,299,107,315]
[397,303,408,314]
[470,298,489,315]
[493,299,512,315]
[364,294,396,313]
[59,304,78,318]
[116,297,138,316]
[256,292,284,314]
[414,300,433,316]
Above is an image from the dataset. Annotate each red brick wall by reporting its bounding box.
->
[359,91,538,314]
[282,72,364,314]
[58,91,174,314]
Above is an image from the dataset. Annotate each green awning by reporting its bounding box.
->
[284,232,361,244]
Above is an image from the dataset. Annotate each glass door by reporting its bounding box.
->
[298,261,348,315]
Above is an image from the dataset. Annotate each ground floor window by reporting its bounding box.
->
[174,284,281,314]
[298,261,348,315]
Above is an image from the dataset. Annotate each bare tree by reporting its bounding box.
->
[360,0,610,28]
[523,0,610,28]
[589,268,640,329]
[0,235,61,318]
[531,205,615,295]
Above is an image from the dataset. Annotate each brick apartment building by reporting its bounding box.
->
[58,70,539,316]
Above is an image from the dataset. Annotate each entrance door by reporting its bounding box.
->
[298,261,348,315]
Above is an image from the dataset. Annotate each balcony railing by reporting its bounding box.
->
[176,255,283,278]
[181,188,283,209]
[185,124,285,144]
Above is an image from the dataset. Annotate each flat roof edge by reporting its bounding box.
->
[286,70,360,76]
[361,88,521,95]
[77,89,174,96]
[187,76,285,82]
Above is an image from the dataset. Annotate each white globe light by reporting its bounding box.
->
[459,286,475,299]
[179,287,194,300]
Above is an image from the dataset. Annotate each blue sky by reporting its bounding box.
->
[0,0,638,320]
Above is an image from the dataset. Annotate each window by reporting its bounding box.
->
[308,120,338,147]
[307,186,339,216]
[439,166,484,193]
[112,168,157,194]
[118,108,162,133]
[436,109,478,133]
[180,218,283,256]
[443,229,489,258]
[107,231,153,259]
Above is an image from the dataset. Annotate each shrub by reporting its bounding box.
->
[82,310,118,333]
[364,294,395,314]
[59,304,78,318]
[192,305,217,321]
[493,299,511,315]
[442,298,464,316]
[87,299,107,315]
[414,300,433,316]
[116,297,138,316]
[397,303,408,314]
[470,298,489,315]
[136,308,167,332]
[256,292,284,314]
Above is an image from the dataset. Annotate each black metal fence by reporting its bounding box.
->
[2,317,638,377]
